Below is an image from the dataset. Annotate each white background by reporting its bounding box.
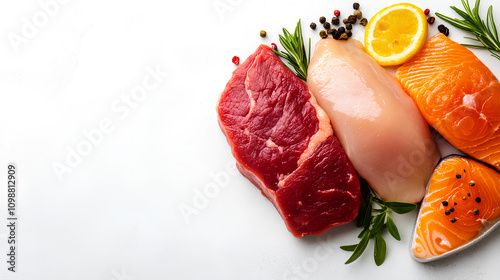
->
[0,0,499,279]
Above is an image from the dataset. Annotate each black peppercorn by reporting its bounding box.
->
[346,30,352,37]
[475,197,481,203]
[442,201,448,206]
[320,16,326,24]
[343,18,349,24]
[451,218,457,223]
[456,174,462,179]
[338,26,346,34]
[427,17,435,24]
[348,15,357,23]
[450,207,455,213]
[445,210,451,215]
[332,17,340,25]
[327,28,334,34]
[346,23,353,30]
[323,22,331,29]
[332,30,341,39]
[353,2,360,10]
[469,180,475,186]
[310,22,317,30]
[438,24,450,36]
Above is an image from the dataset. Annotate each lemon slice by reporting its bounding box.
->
[364,3,428,66]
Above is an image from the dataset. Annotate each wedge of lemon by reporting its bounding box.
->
[364,3,428,66]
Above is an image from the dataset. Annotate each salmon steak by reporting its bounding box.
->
[396,33,500,170]
[412,155,500,261]
[217,45,361,237]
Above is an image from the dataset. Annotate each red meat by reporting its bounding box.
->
[217,45,361,237]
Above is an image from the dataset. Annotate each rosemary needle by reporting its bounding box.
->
[273,19,311,81]
[436,0,500,60]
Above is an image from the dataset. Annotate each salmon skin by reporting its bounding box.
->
[396,33,500,170]
[411,155,500,262]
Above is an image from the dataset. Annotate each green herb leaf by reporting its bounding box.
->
[368,212,386,233]
[386,214,401,241]
[384,201,417,214]
[374,232,387,266]
[436,0,500,60]
[340,244,358,251]
[345,231,370,265]
[274,19,311,80]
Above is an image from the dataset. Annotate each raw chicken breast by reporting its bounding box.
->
[307,38,440,203]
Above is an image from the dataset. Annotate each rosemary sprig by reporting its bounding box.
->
[341,179,417,266]
[274,19,311,81]
[436,0,500,60]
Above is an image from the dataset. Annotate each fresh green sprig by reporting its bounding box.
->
[341,179,417,266]
[274,19,311,81]
[436,0,500,60]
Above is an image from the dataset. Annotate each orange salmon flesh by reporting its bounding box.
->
[412,156,500,260]
[396,33,500,170]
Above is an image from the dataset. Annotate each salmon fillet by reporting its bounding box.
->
[396,33,500,170]
[412,156,500,261]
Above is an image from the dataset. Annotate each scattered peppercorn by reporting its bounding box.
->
[427,17,435,24]
[332,17,340,25]
[345,23,353,30]
[327,28,334,34]
[475,197,481,203]
[445,210,451,215]
[232,56,240,65]
[338,26,346,34]
[450,207,455,213]
[469,180,475,186]
[424,8,430,15]
[348,15,357,23]
[332,30,341,39]
[346,30,352,37]
[360,18,368,26]
[451,217,457,223]
[442,200,449,206]
[354,10,362,19]
[473,208,480,215]
[334,10,340,17]
[310,22,317,30]
[323,22,331,29]
[456,174,462,179]
[320,16,326,24]
[343,18,349,24]
[438,24,450,36]
[271,43,277,50]
[260,30,267,38]
[468,193,471,197]
[339,33,349,40]
[319,30,328,39]
[454,202,457,205]
[353,2,360,10]
[462,197,466,200]
[463,169,466,173]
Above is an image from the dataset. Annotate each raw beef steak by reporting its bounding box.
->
[217,45,361,237]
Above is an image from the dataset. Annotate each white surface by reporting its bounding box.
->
[0,0,499,279]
